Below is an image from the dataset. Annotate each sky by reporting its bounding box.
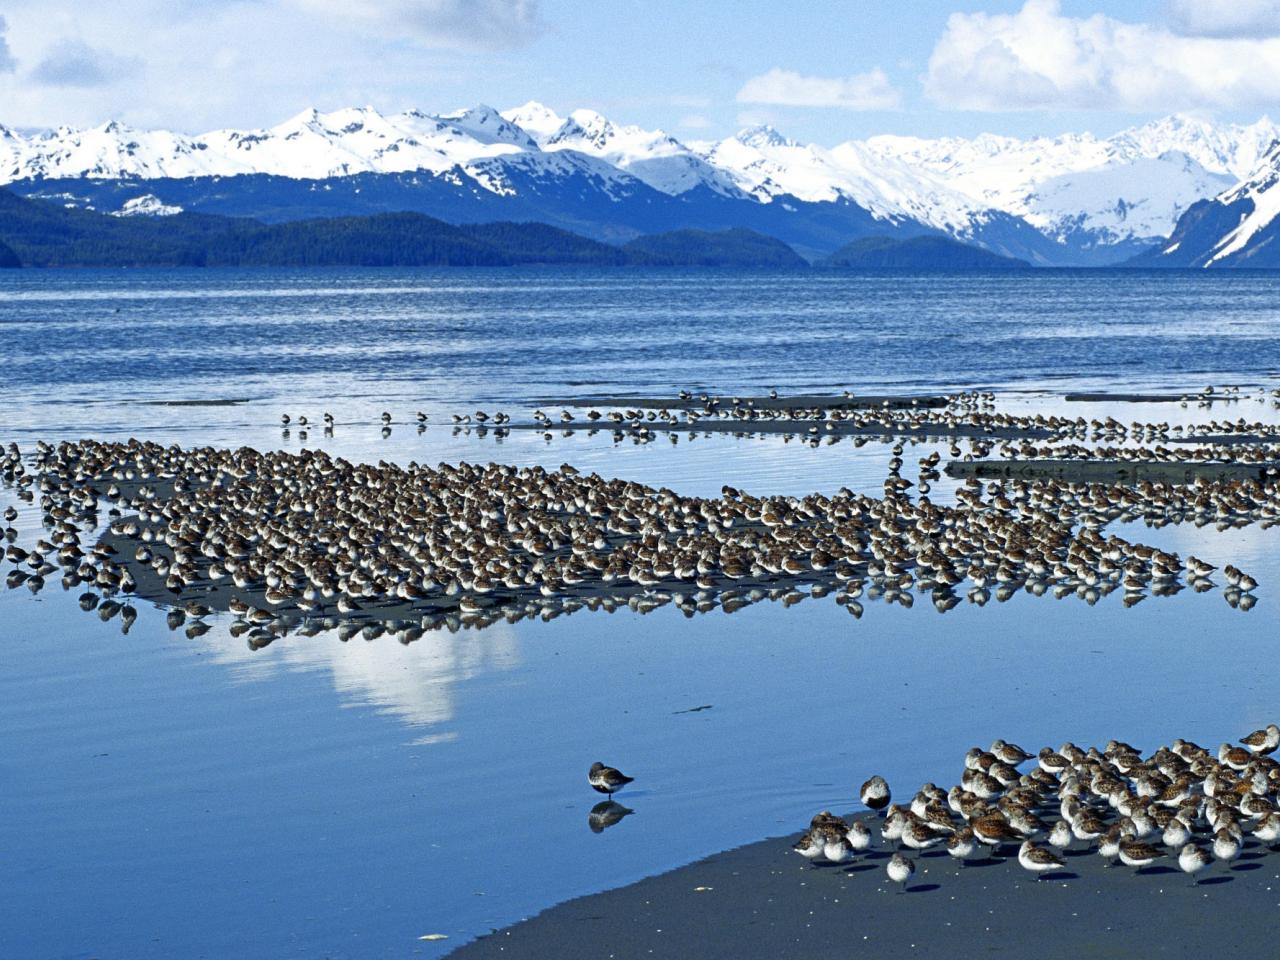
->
[1,0,1280,143]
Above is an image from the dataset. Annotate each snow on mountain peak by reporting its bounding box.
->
[547,109,617,151]
[734,125,793,149]
[500,101,564,143]
[437,104,538,150]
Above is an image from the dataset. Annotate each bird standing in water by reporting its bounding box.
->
[589,762,634,797]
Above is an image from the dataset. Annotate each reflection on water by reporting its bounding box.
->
[589,800,636,834]
[191,620,521,745]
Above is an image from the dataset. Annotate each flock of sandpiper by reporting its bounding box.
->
[0,389,1275,645]
[796,725,1280,890]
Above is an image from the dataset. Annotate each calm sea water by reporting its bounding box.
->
[3,267,1280,958]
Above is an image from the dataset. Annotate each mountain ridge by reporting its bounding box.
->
[5,105,1279,266]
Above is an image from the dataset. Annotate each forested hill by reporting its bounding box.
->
[0,189,821,268]
[623,227,808,268]
[820,235,1032,271]
[1,188,1038,272]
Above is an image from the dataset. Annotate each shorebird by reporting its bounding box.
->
[901,820,944,852]
[886,853,914,893]
[1252,812,1280,848]
[1038,748,1070,777]
[1098,826,1125,866]
[1241,723,1280,755]
[972,813,1021,858]
[860,775,891,814]
[823,835,855,865]
[588,762,634,797]
[1048,819,1073,852]
[793,831,825,864]
[1178,843,1213,884]
[991,739,1033,766]
[846,820,872,852]
[947,827,975,867]
[1212,829,1240,863]
[1118,840,1163,873]
[1017,840,1065,881]
[1162,819,1191,849]
[881,807,908,841]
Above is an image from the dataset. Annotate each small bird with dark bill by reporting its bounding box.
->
[589,761,634,797]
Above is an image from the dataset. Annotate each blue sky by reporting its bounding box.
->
[1,0,1278,142]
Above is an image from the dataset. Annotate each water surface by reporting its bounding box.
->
[2,267,1279,958]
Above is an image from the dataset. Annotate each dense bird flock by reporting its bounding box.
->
[795,726,1280,889]
[0,421,1271,642]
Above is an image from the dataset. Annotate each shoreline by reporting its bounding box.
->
[447,813,1280,959]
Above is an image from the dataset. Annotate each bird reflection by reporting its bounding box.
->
[588,800,635,834]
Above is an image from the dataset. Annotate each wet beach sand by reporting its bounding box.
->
[450,813,1280,959]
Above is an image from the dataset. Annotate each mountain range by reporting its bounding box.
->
[3,104,1280,267]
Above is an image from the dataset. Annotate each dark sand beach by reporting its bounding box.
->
[449,815,1280,959]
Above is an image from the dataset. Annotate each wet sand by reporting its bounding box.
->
[448,814,1280,959]
[945,458,1280,484]
[537,393,951,411]
[496,420,1055,441]
[1064,392,1194,403]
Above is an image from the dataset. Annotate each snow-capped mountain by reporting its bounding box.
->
[1135,142,1280,268]
[2,103,1278,265]
[705,125,984,233]
[503,103,742,198]
[863,115,1278,250]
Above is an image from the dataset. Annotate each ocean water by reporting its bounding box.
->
[3,267,1280,958]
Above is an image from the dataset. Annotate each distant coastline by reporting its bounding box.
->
[5,185,1278,272]
[0,187,1031,270]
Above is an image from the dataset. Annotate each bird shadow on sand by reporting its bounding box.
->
[842,863,879,875]
[966,856,1005,868]
[1198,876,1233,886]
[1136,866,1178,876]
[1231,862,1263,872]
[1043,871,1079,881]
[907,883,941,894]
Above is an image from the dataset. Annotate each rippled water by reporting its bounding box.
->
[3,267,1280,959]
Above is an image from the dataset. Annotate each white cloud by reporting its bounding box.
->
[0,17,16,74]
[296,0,543,49]
[925,0,1280,112]
[0,0,509,130]
[30,39,141,87]
[678,113,711,129]
[736,67,901,111]
[1168,0,1280,38]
